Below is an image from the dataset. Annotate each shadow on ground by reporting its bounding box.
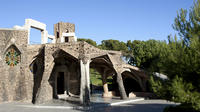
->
[86,103,176,112]
[48,95,176,112]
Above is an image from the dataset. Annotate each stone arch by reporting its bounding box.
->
[121,71,143,97]
[4,44,21,67]
[90,55,114,76]
[49,49,80,99]
[90,55,115,97]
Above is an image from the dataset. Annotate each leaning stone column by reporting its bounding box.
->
[116,72,128,100]
[102,72,112,98]
[35,58,54,104]
[34,46,54,104]
[102,75,109,93]
[80,59,90,106]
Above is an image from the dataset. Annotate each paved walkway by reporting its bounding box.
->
[0,93,178,112]
[90,99,177,112]
[0,99,177,112]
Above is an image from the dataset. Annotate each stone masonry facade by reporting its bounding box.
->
[0,19,148,104]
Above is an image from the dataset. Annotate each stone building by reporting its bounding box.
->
[0,19,148,104]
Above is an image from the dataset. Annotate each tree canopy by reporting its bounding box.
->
[78,38,97,47]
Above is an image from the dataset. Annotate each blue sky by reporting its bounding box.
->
[0,0,193,44]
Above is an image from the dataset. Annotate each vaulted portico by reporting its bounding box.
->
[0,19,148,105]
[49,49,80,100]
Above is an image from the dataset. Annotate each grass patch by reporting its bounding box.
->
[90,69,102,86]
[90,68,113,86]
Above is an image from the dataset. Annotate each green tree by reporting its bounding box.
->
[99,39,128,52]
[126,39,168,71]
[173,0,200,45]
[149,0,200,111]
[78,38,97,47]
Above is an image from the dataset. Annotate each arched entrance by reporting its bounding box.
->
[122,71,143,97]
[53,65,69,99]
[49,49,80,100]
[90,55,115,98]
[57,72,65,94]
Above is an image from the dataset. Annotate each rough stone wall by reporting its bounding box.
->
[54,22,75,43]
[0,29,32,103]
[68,62,80,95]
[68,36,75,42]
[46,42,80,58]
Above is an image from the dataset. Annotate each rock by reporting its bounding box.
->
[129,92,136,98]
[103,91,113,98]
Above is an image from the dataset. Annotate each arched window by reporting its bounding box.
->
[5,45,21,67]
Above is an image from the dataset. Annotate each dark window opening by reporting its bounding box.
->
[65,37,69,42]
[66,29,69,33]
[57,32,59,38]
[57,72,64,94]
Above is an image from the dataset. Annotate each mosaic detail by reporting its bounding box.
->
[5,48,20,67]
